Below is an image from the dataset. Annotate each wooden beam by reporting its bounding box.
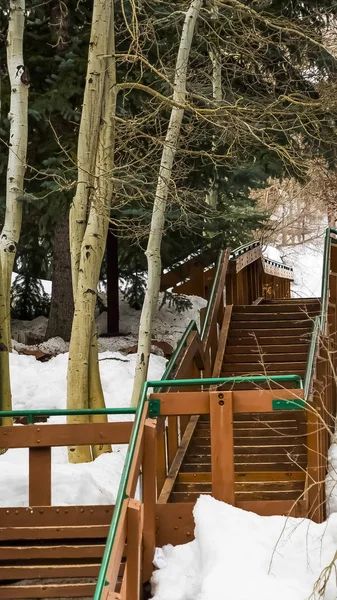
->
[0,421,133,449]
[158,416,199,504]
[0,584,97,598]
[150,392,209,416]
[0,505,113,527]
[210,392,235,504]
[233,389,304,413]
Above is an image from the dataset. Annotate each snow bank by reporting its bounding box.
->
[151,496,337,600]
[0,351,166,507]
[97,292,207,353]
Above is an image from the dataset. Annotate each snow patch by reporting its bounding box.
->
[152,496,337,600]
[0,351,166,507]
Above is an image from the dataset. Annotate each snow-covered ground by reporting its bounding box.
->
[264,234,325,299]
[151,496,337,600]
[0,351,166,507]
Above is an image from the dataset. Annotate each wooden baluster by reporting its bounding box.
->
[29,447,52,507]
[156,417,166,497]
[126,500,143,600]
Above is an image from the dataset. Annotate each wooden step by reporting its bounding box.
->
[231,311,319,321]
[228,328,312,339]
[229,320,314,330]
[232,305,319,313]
[225,345,309,355]
[221,362,306,373]
[226,335,311,346]
[224,353,308,363]
[261,298,319,304]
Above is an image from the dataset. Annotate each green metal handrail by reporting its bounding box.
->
[304,227,337,400]
[320,227,331,332]
[200,250,225,341]
[158,319,198,388]
[303,315,320,400]
[0,407,136,425]
[93,372,303,599]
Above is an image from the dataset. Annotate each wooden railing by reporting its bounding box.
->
[161,241,293,303]
[303,228,337,522]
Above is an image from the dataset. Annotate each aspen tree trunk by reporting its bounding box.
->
[207,1,221,208]
[67,0,116,463]
[130,0,202,407]
[0,0,29,426]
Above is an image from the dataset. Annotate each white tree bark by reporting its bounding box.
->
[130,0,202,406]
[67,0,116,463]
[0,0,29,424]
[207,1,222,208]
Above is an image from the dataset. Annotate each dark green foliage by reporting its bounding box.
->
[1,0,337,316]
[11,275,50,320]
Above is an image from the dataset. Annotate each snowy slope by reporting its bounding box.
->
[0,351,166,507]
[152,496,337,600]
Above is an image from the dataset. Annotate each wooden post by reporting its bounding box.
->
[126,499,143,600]
[29,447,52,507]
[210,391,235,504]
[307,381,322,523]
[142,419,157,583]
[156,417,166,497]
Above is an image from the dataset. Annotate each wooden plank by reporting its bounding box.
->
[158,416,199,504]
[210,392,235,504]
[142,419,157,583]
[0,563,101,579]
[211,305,233,379]
[230,321,313,329]
[224,353,308,363]
[222,361,306,373]
[29,447,51,507]
[105,498,128,592]
[167,416,179,469]
[0,584,96,598]
[155,503,195,547]
[0,544,105,560]
[0,505,113,527]
[0,421,133,449]
[156,417,166,497]
[233,389,304,413]
[170,489,302,502]
[228,328,311,338]
[150,392,209,416]
[227,335,311,346]
[231,311,318,321]
[177,471,306,483]
[0,525,110,541]
[180,462,304,473]
[126,499,143,600]
[225,345,309,355]
[236,499,306,516]
[184,453,306,465]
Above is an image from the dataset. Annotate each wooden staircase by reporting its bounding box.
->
[168,298,320,509]
[2,233,337,600]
